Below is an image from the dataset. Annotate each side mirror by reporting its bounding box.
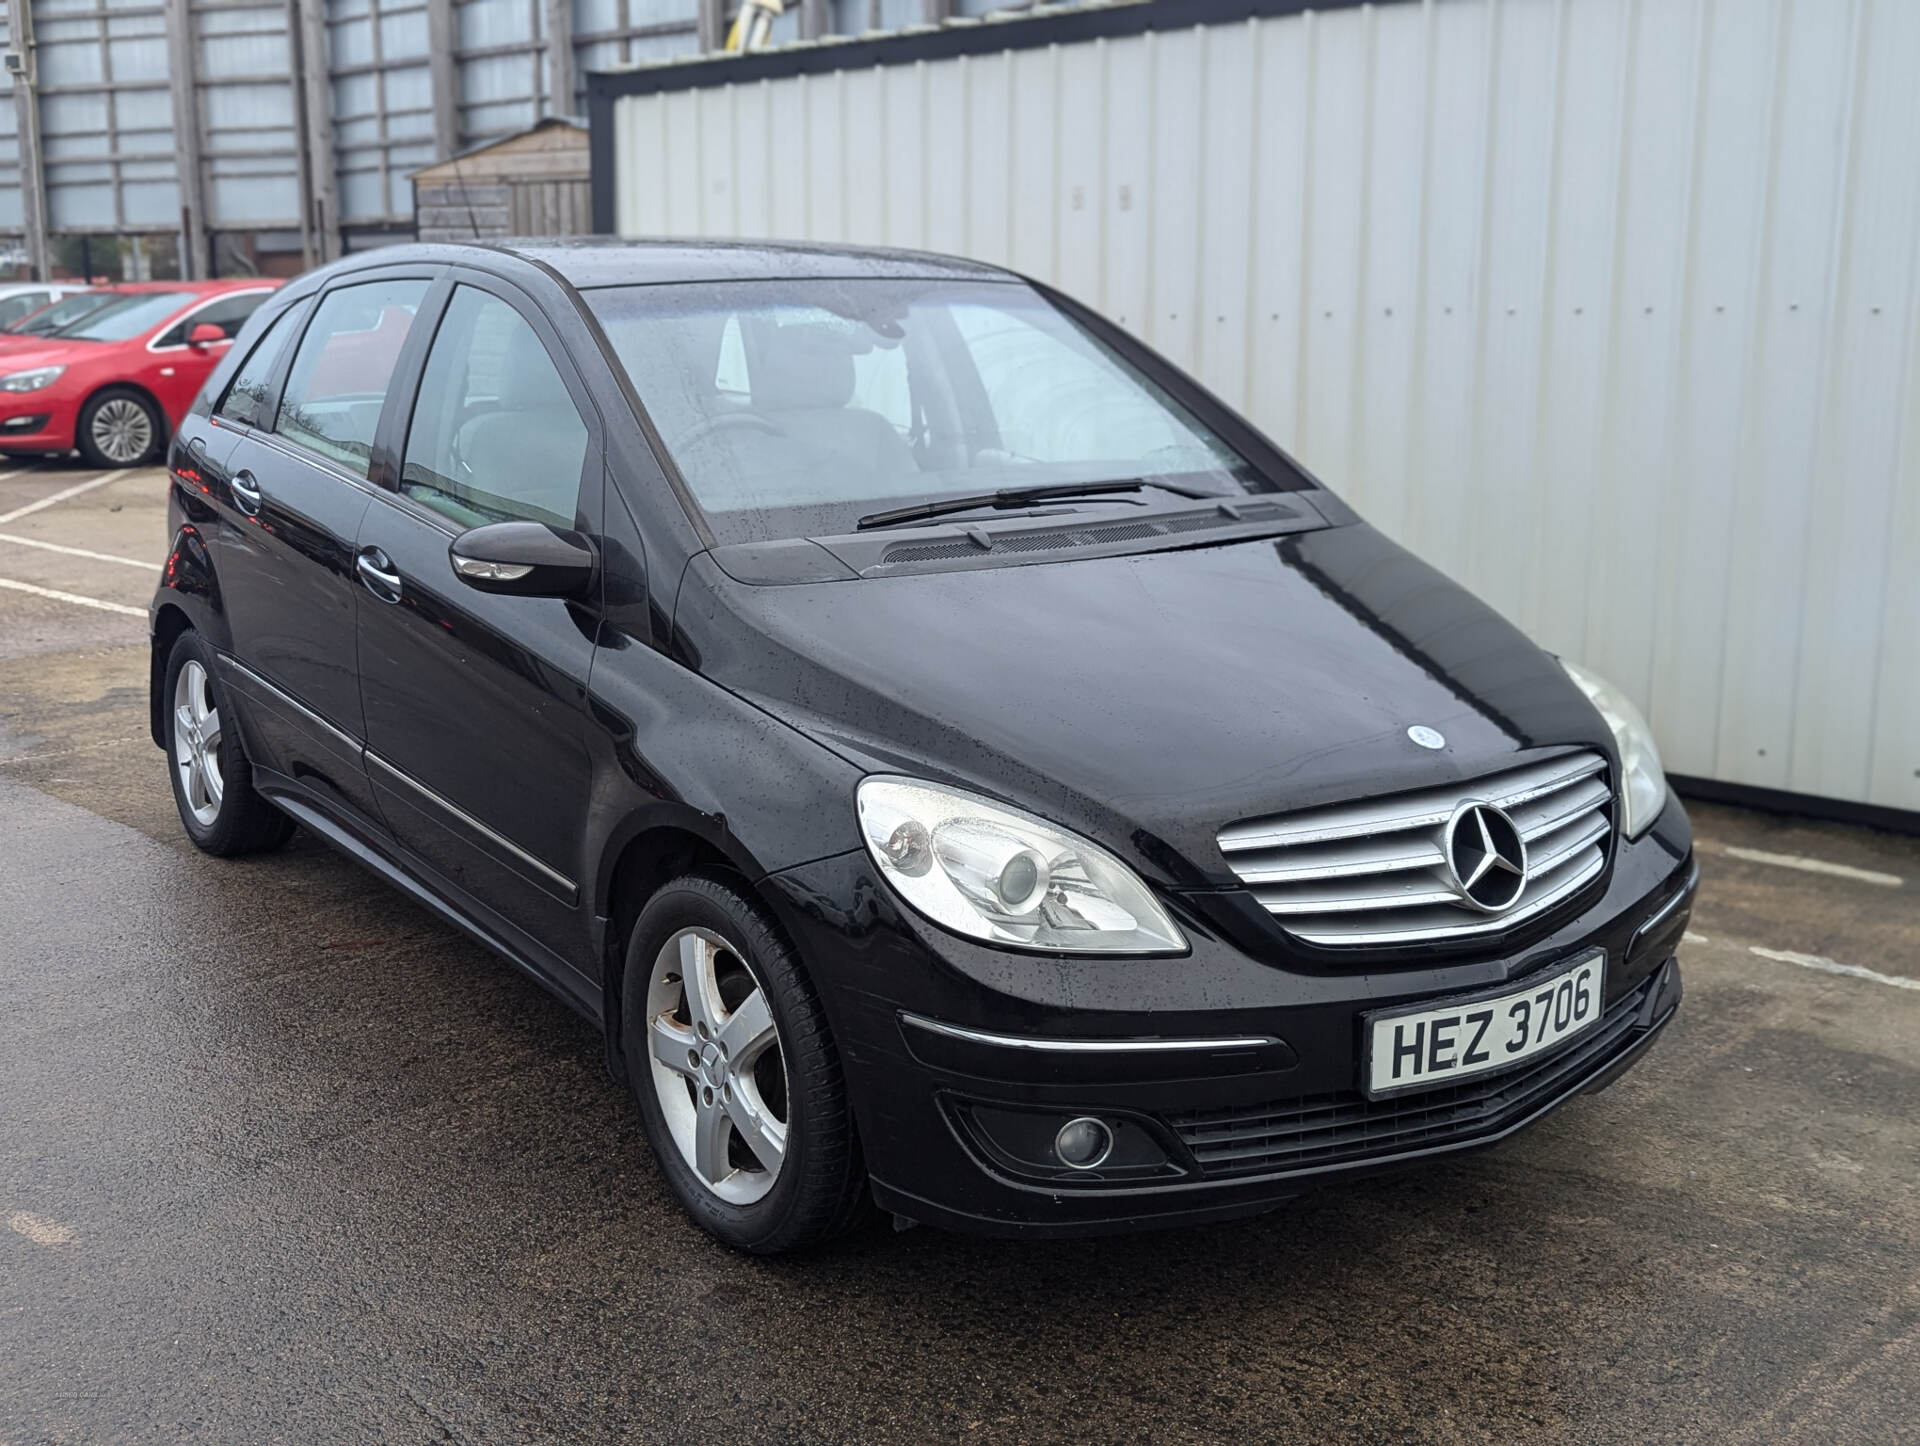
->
[187,322,226,347]
[449,520,597,599]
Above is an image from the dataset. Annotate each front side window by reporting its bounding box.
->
[11,290,115,335]
[0,293,49,326]
[154,291,272,348]
[584,277,1287,544]
[49,290,195,342]
[399,285,589,530]
[215,306,303,430]
[275,279,429,476]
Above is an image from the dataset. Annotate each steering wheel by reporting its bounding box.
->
[679,411,784,446]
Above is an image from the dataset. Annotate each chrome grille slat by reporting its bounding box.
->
[1274,851,1606,947]
[1258,877,1462,915]
[1218,750,1613,947]
[1513,775,1611,840]
[1216,751,1604,853]
[1525,810,1611,875]
[1226,833,1447,885]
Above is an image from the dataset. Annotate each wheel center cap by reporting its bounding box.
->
[699,1043,727,1088]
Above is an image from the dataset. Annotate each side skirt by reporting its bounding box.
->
[256,769,604,1026]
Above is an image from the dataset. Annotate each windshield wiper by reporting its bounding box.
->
[854,478,1214,531]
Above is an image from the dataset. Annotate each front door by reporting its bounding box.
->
[352,276,602,978]
[146,289,276,424]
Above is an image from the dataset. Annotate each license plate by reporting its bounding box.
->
[1362,950,1606,1099]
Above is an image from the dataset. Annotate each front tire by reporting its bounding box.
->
[163,631,294,856]
[77,386,163,468]
[623,874,870,1252]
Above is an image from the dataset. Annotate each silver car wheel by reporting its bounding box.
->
[645,926,789,1205]
[92,397,153,464]
[172,659,224,828]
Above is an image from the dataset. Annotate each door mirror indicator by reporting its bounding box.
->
[187,322,226,348]
[449,521,596,599]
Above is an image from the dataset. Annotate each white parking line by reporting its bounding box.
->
[0,471,121,526]
[0,575,145,617]
[5,1211,75,1248]
[0,464,47,483]
[1749,946,1920,993]
[1713,843,1903,888]
[0,531,153,569]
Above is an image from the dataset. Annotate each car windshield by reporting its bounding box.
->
[585,278,1302,543]
[10,291,115,335]
[50,290,195,342]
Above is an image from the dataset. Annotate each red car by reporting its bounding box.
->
[0,279,281,468]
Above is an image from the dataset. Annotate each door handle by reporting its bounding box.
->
[356,547,404,603]
[229,469,262,515]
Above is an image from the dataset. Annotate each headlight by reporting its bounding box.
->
[856,776,1188,954]
[1559,659,1668,837]
[0,365,65,392]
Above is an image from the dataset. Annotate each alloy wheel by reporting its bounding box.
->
[92,397,153,464]
[644,926,789,1205]
[172,659,224,827]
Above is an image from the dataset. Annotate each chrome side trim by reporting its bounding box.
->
[243,429,384,500]
[901,1012,1275,1053]
[220,654,361,756]
[365,749,577,895]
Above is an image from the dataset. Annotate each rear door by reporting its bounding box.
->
[352,273,602,976]
[206,272,435,827]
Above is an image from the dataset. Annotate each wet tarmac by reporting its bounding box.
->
[2,459,1916,1444]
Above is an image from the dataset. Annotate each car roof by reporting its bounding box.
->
[105,278,281,294]
[326,237,1018,291]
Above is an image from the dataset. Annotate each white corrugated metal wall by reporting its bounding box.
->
[606,0,1920,817]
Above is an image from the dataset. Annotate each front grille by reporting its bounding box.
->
[1216,750,1613,946]
[1168,969,1657,1178]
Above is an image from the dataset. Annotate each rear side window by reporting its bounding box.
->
[154,291,272,348]
[399,285,589,529]
[214,306,302,430]
[275,279,429,476]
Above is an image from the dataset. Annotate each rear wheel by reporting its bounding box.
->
[77,386,163,468]
[163,631,294,856]
[623,874,870,1252]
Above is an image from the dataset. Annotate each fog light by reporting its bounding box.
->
[1053,1116,1114,1170]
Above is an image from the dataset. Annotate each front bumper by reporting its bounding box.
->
[0,394,77,452]
[760,804,1696,1239]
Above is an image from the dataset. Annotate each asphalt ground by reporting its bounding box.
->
[1,457,1916,1444]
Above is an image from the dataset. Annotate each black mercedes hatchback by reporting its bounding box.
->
[151,239,1695,1251]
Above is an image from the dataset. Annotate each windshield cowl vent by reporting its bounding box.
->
[879,499,1298,566]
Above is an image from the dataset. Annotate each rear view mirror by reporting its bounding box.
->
[187,322,226,347]
[449,520,597,599]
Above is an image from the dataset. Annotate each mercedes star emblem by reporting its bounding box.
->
[1443,801,1529,912]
